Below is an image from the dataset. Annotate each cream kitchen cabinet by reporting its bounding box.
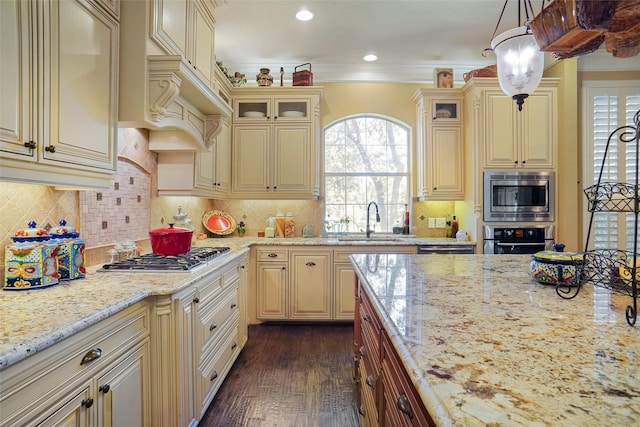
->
[0,302,151,427]
[0,0,119,189]
[463,78,559,169]
[231,88,323,199]
[413,89,465,200]
[156,115,231,197]
[289,249,333,320]
[256,247,333,320]
[155,257,246,427]
[151,0,217,89]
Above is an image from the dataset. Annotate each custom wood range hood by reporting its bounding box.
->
[118,0,232,153]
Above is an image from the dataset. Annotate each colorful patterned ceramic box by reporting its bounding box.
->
[50,238,86,280]
[4,242,60,290]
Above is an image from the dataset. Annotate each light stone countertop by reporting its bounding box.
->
[0,236,467,369]
[351,253,640,427]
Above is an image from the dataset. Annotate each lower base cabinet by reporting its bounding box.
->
[355,280,435,427]
[0,303,151,427]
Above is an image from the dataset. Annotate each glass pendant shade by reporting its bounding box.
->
[491,26,544,111]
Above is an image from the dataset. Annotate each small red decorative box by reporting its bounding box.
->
[292,63,313,86]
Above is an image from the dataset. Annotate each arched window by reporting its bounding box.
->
[323,114,410,234]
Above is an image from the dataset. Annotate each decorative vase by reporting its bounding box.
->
[256,68,273,87]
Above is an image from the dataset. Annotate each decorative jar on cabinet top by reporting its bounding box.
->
[257,68,274,86]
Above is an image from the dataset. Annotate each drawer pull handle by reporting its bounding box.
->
[305,261,316,267]
[397,393,414,419]
[365,374,376,388]
[363,313,371,323]
[210,371,218,381]
[45,145,56,153]
[231,341,238,350]
[210,322,218,331]
[193,297,200,303]
[81,397,94,408]
[99,384,110,394]
[359,345,367,358]
[268,253,278,258]
[230,302,237,309]
[80,348,102,365]
[358,403,366,416]
[23,141,36,149]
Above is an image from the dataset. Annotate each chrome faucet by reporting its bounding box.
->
[366,201,380,238]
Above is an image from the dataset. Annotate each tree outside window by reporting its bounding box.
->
[324,115,410,235]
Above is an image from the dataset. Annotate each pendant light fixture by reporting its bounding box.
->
[486,0,544,111]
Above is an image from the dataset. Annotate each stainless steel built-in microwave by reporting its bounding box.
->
[483,171,555,222]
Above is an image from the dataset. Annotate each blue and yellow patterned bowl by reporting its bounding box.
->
[530,249,584,286]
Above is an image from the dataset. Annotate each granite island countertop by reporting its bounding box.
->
[351,253,640,427]
[0,236,469,369]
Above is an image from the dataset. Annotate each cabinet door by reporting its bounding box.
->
[37,384,92,427]
[274,98,312,122]
[190,0,215,88]
[484,91,518,168]
[273,125,312,193]
[289,251,332,320]
[0,0,34,159]
[152,0,188,56]
[96,340,151,427]
[257,262,288,319]
[232,125,271,193]
[429,126,464,199]
[334,263,356,320]
[519,91,555,168]
[42,0,118,171]
[214,118,232,193]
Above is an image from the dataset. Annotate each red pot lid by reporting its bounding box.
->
[149,223,192,235]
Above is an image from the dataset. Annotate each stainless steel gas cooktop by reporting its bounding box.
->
[99,247,231,272]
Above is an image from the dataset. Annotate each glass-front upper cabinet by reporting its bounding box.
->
[234,97,311,122]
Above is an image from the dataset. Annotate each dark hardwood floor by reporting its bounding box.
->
[199,323,359,427]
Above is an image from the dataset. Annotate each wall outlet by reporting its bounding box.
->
[435,217,447,228]
[428,218,435,228]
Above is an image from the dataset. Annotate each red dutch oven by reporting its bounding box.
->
[149,224,193,256]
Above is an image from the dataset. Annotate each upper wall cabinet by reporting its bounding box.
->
[413,89,465,201]
[464,78,559,170]
[0,0,119,189]
[118,0,231,152]
[230,88,323,200]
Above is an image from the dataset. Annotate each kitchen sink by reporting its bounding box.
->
[336,235,414,242]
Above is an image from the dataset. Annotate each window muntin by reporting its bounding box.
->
[324,115,410,234]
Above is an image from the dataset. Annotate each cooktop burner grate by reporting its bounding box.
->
[99,247,231,272]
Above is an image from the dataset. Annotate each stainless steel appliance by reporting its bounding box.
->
[99,247,231,272]
[483,171,555,222]
[483,225,554,254]
[417,245,475,254]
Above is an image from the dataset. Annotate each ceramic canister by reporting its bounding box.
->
[49,237,86,280]
[4,242,60,290]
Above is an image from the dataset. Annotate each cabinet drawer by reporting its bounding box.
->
[358,358,378,426]
[381,336,434,427]
[360,292,381,370]
[199,286,239,353]
[0,302,149,425]
[256,247,289,261]
[199,317,241,403]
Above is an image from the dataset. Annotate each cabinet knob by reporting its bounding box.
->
[273,186,277,190]
[231,341,238,350]
[305,261,316,267]
[514,160,518,164]
[210,322,217,331]
[80,348,102,365]
[210,371,218,381]
[230,302,237,309]
[45,145,56,153]
[81,397,94,408]
[363,313,371,323]
[193,297,200,303]
[266,186,270,190]
[23,141,36,149]
[397,393,414,419]
[359,345,367,358]
[99,384,110,394]
[522,160,527,164]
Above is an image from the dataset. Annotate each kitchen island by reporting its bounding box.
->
[351,253,639,426]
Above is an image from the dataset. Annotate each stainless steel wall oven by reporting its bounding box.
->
[483,225,554,255]
[483,171,555,222]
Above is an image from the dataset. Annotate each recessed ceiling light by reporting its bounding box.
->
[296,9,314,21]
[363,54,378,62]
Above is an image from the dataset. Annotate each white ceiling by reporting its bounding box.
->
[214,0,640,85]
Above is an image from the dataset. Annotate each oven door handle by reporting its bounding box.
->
[495,242,545,246]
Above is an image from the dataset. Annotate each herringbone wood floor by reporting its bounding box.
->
[199,323,359,427]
